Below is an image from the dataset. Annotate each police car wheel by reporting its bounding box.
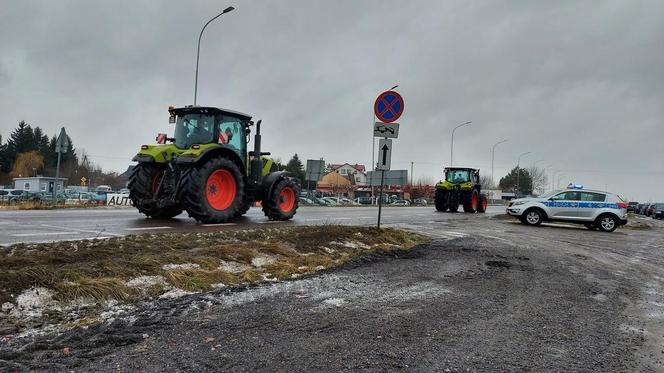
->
[523,209,543,226]
[596,214,618,232]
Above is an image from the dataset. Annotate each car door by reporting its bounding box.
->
[547,191,581,219]
[578,192,606,220]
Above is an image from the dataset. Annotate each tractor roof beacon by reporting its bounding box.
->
[434,167,488,214]
[129,105,300,223]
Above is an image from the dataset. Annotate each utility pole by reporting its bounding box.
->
[450,121,472,168]
[410,161,414,185]
[193,6,235,106]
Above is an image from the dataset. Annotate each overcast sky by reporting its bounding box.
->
[1,1,662,201]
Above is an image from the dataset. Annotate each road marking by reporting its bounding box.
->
[258,221,284,224]
[200,223,237,227]
[41,224,124,237]
[335,218,352,220]
[125,226,172,231]
[306,219,323,221]
[12,232,79,237]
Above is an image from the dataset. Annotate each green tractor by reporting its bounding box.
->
[129,105,300,223]
[434,167,487,213]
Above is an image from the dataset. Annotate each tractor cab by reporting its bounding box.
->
[444,168,479,185]
[166,106,251,162]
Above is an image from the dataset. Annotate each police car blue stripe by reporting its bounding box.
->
[542,201,619,209]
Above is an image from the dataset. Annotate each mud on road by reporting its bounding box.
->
[2,215,664,371]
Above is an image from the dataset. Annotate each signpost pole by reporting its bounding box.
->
[377,169,385,229]
[53,151,61,204]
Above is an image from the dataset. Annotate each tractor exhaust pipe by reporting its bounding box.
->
[250,120,263,184]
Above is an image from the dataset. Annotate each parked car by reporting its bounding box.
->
[299,197,316,205]
[413,198,428,206]
[118,188,130,195]
[392,200,410,206]
[649,203,663,219]
[645,203,655,217]
[627,201,638,212]
[95,185,113,194]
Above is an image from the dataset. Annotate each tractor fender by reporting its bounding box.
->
[260,171,291,200]
[176,146,246,176]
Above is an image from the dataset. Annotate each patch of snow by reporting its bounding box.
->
[251,255,277,267]
[315,265,326,271]
[323,298,347,307]
[159,289,196,299]
[321,246,335,254]
[211,283,227,289]
[13,287,57,318]
[1,302,14,313]
[126,275,169,289]
[328,240,370,249]
[162,263,200,271]
[297,266,309,271]
[262,274,279,282]
[218,260,252,274]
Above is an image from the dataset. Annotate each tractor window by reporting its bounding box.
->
[217,116,245,155]
[446,170,470,183]
[174,114,215,148]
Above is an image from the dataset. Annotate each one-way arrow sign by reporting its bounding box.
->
[377,138,392,170]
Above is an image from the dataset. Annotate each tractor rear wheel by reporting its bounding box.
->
[434,189,448,212]
[182,157,245,223]
[463,190,479,213]
[128,163,183,219]
[262,177,300,220]
[477,194,488,213]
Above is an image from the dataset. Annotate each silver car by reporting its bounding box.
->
[506,188,628,232]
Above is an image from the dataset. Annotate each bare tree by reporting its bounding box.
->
[479,175,494,189]
[415,176,434,186]
[528,166,548,194]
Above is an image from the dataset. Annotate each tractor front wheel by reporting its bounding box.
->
[128,163,183,219]
[262,177,300,221]
[448,192,459,212]
[183,158,245,223]
[434,189,448,212]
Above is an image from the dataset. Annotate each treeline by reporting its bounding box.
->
[0,121,123,188]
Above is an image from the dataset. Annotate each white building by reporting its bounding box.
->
[329,163,367,185]
[13,177,67,193]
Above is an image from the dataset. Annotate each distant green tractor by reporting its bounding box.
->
[435,167,487,213]
[129,106,300,223]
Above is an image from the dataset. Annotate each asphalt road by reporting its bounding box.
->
[0,205,503,246]
[2,208,664,371]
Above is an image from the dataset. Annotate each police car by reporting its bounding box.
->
[506,185,628,232]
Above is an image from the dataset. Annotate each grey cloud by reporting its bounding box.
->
[0,0,662,201]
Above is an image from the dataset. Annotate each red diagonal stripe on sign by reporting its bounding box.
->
[379,97,399,117]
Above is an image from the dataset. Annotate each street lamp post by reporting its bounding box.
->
[371,84,398,203]
[491,139,508,189]
[193,6,235,106]
[450,121,472,168]
[515,151,531,197]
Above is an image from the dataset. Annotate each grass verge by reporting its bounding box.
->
[0,226,428,332]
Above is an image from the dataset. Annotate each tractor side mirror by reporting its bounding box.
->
[156,133,167,144]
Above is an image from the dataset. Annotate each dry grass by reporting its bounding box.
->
[0,226,428,306]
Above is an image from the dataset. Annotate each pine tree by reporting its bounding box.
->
[499,167,533,196]
[285,154,305,183]
[0,135,8,173]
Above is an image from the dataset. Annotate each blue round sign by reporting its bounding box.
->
[374,90,404,123]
